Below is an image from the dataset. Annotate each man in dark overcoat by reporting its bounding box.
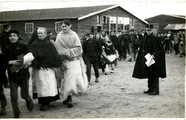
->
[132,28,166,95]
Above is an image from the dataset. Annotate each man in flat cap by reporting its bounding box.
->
[4,29,34,118]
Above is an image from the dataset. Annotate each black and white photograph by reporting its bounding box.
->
[0,0,185,119]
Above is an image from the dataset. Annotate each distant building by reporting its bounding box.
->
[0,4,148,43]
[145,14,186,34]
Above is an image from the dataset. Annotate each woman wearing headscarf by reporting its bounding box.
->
[54,19,88,108]
[30,27,60,111]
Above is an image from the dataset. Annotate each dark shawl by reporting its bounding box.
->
[30,38,60,69]
[132,33,166,79]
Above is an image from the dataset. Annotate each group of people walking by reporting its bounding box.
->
[157,31,185,57]
[0,20,88,118]
[82,27,146,84]
[0,19,168,118]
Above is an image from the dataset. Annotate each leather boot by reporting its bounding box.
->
[144,89,152,94]
[63,95,71,105]
[67,95,73,108]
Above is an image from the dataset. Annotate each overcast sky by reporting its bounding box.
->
[0,0,185,20]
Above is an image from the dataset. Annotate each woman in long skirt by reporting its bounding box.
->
[54,19,88,108]
[30,27,60,111]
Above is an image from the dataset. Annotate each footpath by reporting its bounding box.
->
[1,52,185,118]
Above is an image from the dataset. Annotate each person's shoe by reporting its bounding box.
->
[66,95,73,108]
[110,68,114,73]
[13,115,20,118]
[128,58,132,62]
[40,104,48,111]
[104,72,108,75]
[114,61,117,66]
[95,78,99,83]
[26,100,34,111]
[88,82,92,85]
[148,92,159,95]
[67,101,73,108]
[63,99,69,105]
[0,107,7,116]
[63,95,72,105]
[144,90,151,94]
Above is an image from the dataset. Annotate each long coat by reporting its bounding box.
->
[132,33,166,79]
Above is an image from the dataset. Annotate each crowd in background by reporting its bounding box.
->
[154,31,185,57]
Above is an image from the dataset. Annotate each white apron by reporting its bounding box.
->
[32,68,58,98]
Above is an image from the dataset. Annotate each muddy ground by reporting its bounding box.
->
[1,52,185,119]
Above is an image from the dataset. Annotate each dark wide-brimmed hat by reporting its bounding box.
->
[8,29,19,35]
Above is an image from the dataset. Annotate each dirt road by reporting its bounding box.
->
[1,52,185,118]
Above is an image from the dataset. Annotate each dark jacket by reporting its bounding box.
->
[0,30,10,54]
[132,33,166,79]
[82,38,101,57]
[129,33,137,43]
[119,34,129,46]
[30,38,60,69]
[4,41,30,81]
